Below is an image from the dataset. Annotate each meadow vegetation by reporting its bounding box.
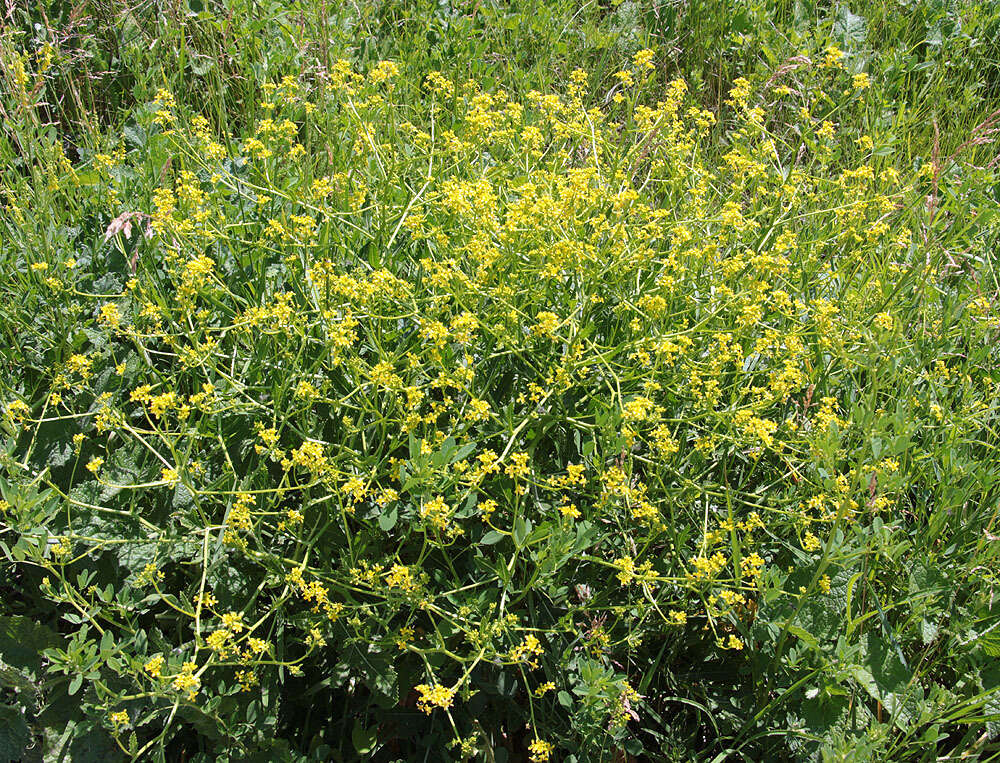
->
[2,1,1000,760]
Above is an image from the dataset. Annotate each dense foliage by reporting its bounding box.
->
[3,1,1000,761]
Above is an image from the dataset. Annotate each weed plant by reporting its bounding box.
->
[2,1,1000,761]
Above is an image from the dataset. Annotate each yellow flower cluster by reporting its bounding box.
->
[415,682,456,713]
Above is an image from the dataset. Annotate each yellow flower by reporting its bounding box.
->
[465,397,491,422]
[291,440,330,474]
[614,69,634,90]
[236,669,258,692]
[509,634,544,668]
[5,399,30,424]
[247,637,269,655]
[415,682,456,713]
[294,380,319,401]
[534,681,556,696]
[557,502,580,519]
[307,627,327,648]
[614,556,656,586]
[528,739,554,762]
[420,496,451,531]
[206,629,232,657]
[505,451,530,479]
[533,311,560,338]
[98,303,121,329]
[369,59,400,85]
[385,564,418,592]
[396,627,414,651]
[823,46,845,67]
[633,48,656,73]
[171,661,200,700]
[149,391,177,418]
[109,709,129,730]
[727,76,752,107]
[370,361,402,388]
[479,499,498,522]
[144,655,164,678]
[221,611,245,633]
[136,562,164,586]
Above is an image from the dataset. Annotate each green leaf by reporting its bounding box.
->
[123,123,147,149]
[979,634,1000,657]
[833,4,867,47]
[921,618,939,645]
[908,562,947,596]
[870,436,883,458]
[481,530,505,545]
[0,665,35,694]
[786,624,819,649]
[37,716,121,763]
[512,517,532,548]
[0,616,63,673]
[0,704,31,761]
[855,631,919,729]
[451,441,477,463]
[352,719,378,755]
[378,505,398,531]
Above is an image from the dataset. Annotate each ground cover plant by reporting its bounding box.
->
[3,1,1000,761]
